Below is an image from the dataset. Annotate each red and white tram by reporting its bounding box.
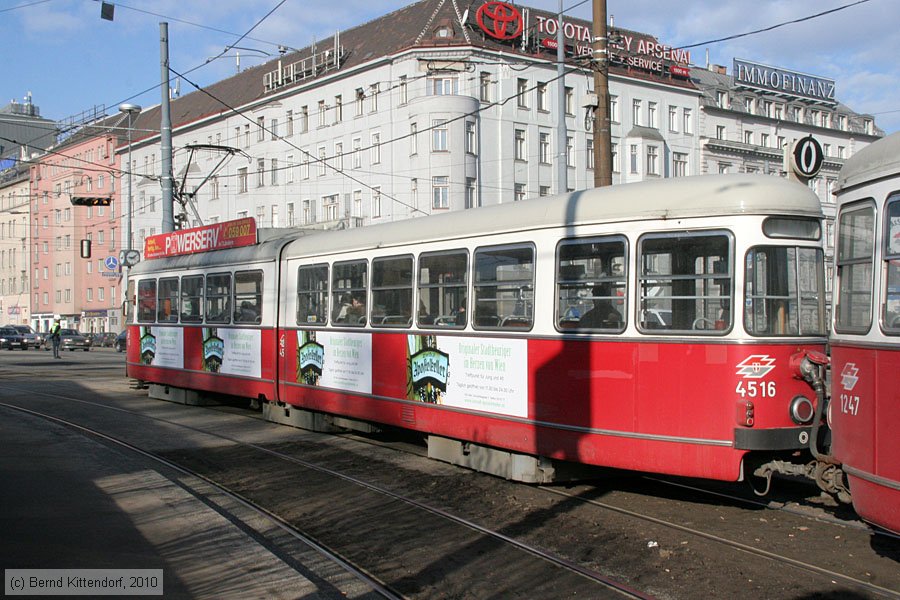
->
[830,132,900,534]
[126,174,828,486]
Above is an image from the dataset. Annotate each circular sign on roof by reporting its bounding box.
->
[476,1,523,41]
[791,135,824,179]
[104,256,119,271]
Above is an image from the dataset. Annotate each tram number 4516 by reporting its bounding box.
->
[839,393,860,416]
[735,380,776,398]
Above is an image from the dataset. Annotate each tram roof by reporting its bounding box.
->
[836,131,900,192]
[284,174,821,258]
[130,174,820,275]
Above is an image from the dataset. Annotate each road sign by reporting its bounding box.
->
[790,136,824,180]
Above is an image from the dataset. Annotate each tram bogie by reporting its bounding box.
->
[125,174,830,490]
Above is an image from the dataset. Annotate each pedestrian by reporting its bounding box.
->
[49,319,62,358]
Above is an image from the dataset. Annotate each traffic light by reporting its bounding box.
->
[80,239,91,259]
[70,196,112,206]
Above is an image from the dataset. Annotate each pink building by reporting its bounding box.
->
[31,130,122,333]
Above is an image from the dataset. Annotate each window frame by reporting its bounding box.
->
[205,272,233,324]
[156,277,180,323]
[371,254,414,328]
[472,243,535,331]
[835,200,876,334]
[882,194,900,334]
[554,236,628,334]
[180,274,204,323]
[297,263,329,326]
[417,250,469,330]
[234,270,263,324]
[331,260,368,327]
[637,230,734,335]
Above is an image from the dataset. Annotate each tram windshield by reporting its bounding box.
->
[745,246,825,336]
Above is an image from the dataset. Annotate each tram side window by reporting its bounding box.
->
[473,244,534,329]
[556,237,626,332]
[745,247,825,335]
[372,255,413,327]
[206,273,232,324]
[180,275,204,323]
[638,232,731,333]
[157,277,179,323]
[137,279,157,323]
[836,203,875,333]
[332,260,367,326]
[883,197,900,333]
[418,251,468,329]
[297,265,329,325]
[234,270,263,323]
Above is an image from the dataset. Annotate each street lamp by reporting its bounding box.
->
[118,103,141,266]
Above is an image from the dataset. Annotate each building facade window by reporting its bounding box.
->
[465,121,476,154]
[539,132,550,164]
[432,176,449,209]
[673,152,688,177]
[632,99,642,126]
[372,186,382,217]
[371,132,381,164]
[465,178,477,209]
[515,128,526,161]
[514,183,526,202]
[517,78,528,108]
[646,145,659,175]
[537,82,549,111]
[432,120,448,151]
[480,71,491,102]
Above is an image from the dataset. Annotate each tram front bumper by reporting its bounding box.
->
[733,426,814,451]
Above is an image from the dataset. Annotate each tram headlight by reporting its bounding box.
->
[789,395,816,425]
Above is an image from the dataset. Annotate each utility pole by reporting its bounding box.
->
[556,0,567,194]
[160,22,175,232]
[592,0,612,187]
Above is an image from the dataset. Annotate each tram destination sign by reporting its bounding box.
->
[734,59,835,105]
[144,217,257,259]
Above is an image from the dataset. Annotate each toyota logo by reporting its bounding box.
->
[476,1,523,41]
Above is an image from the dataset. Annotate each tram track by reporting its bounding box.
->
[0,388,648,600]
[2,371,898,599]
[0,402,404,600]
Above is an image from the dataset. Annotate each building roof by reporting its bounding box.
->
[104,0,696,149]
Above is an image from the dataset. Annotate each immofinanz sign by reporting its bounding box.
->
[734,59,835,105]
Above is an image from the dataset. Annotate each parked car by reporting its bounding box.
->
[0,326,28,350]
[59,328,92,352]
[11,324,41,349]
[91,332,117,347]
[115,330,127,352]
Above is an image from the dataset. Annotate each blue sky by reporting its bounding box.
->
[3,0,898,133]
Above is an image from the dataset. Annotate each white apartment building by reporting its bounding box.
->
[122,0,704,252]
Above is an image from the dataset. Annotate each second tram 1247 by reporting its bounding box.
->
[829,131,900,534]
[126,174,829,491]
